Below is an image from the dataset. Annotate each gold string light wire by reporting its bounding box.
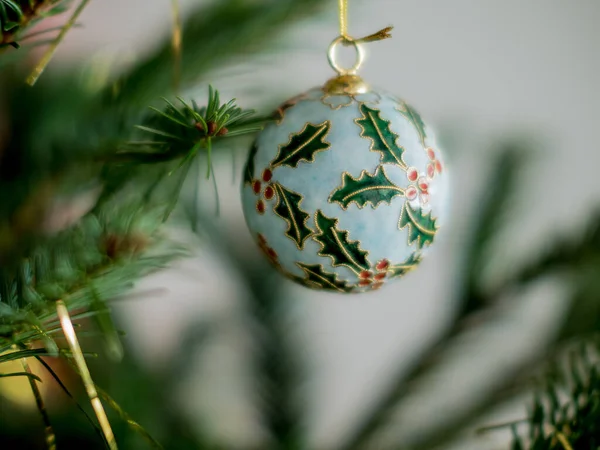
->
[56,300,118,450]
[170,0,182,93]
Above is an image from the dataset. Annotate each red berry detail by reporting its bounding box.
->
[376,259,389,271]
[406,186,418,200]
[427,147,436,160]
[407,167,419,182]
[427,163,435,179]
[359,270,373,279]
[252,180,261,194]
[435,160,443,173]
[267,248,277,259]
[264,185,275,200]
[372,281,384,290]
[262,169,273,182]
[374,273,386,281]
[359,279,372,287]
[418,177,429,192]
[256,199,265,214]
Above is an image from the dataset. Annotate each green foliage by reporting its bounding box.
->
[0,0,68,49]
[296,262,352,293]
[2,0,600,449]
[387,252,421,279]
[356,104,406,168]
[398,202,437,249]
[509,343,600,449]
[337,143,600,450]
[104,0,324,107]
[0,0,326,447]
[313,210,370,274]
[396,101,427,147]
[273,183,313,249]
[329,165,404,210]
[116,89,263,177]
[270,121,331,169]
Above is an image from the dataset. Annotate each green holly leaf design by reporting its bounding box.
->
[243,140,258,185]
[270,121,331,169]
[398,203,438,249]
[313,210,370,274]
[296,263,353,293]
[397,101,427,147]
[355,104,407,169]
[387,252,422,278]
[273,183,313,249]
[329,165,405,210]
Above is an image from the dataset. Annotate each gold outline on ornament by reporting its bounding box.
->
[354,102,408,170]
[270,120,332,169]
[320,92,354,110]
[312,210,371,275]
[398,202,438,249]
[272,182,313,250]
[319,89,382,111]
[295,262,351,293]
[328,165,405,211]
[273,91,311,125]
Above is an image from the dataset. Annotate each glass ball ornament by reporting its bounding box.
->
[241,38,449,293]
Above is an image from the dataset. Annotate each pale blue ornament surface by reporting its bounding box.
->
[241,86,448,293]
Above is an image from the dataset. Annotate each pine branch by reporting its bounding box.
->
[104,0,325,107]
[190,213,307,448]
[342,142,600,449]
[117,90,264,169]
[509,341,600,449]
[244,267,307,448]
[339,145,524,450]
[0,0,68,50]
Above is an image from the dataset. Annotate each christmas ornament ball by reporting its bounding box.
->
[241,78,448,293]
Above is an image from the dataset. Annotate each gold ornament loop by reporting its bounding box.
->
[327,36,364,76]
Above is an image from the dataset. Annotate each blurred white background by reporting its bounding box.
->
[53,1,600,448]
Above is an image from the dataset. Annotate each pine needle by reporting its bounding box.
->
[19,350,56,450]
[26,0,91,86]
[96,386,164,450]
[34,355,108,446]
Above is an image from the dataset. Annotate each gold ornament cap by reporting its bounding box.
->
[324,74,369,95]
[324,36,369,95]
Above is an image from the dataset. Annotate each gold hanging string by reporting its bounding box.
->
[338,0,348,37]
[355,26,393,44]
[337,0,393,44]
[56,300,118,450]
